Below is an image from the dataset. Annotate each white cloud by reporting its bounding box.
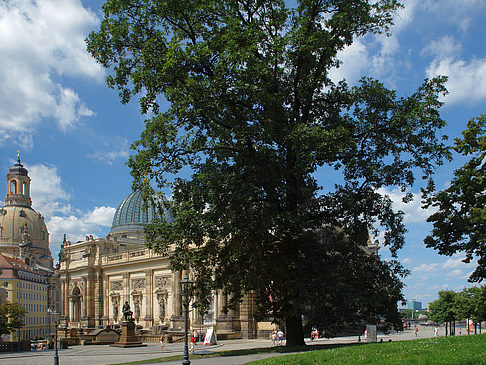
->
[329,0,418,86]
[378,187,436,224]
[402,257,413,265]
[0,0,103,140]
[446,269,464,278]
[421,36,461,60]
[47,206,115,255]
[329,39,371,84]
[27,163,71,217]
[87,138,130,165]
[25,162,115,257]
[421,0,486,32]
[426,56,486,106]
[443,255,470,270]
[413,263,441,273]
[84,206,116,227]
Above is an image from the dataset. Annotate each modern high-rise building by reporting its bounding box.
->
[407,300,422,311]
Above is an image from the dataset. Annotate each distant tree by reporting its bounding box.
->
[0,302,26,336]
[428,290,457,336]
[456,287,479,334]
[87,0,450,345]
[423,115,486,282]
[472,285,486,334]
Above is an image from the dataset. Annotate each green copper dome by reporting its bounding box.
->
[110,191,173,233]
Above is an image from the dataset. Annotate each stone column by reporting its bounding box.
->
[172,271,182,316]
[63,277,70,324]
[94,270,103,327]
[103,275,110,325]
[59,279,65,316]
[170,271,184,329]
[122,272,130,304]
[87,275,92,316]
[81,277,87,318]
[144,269,153,325]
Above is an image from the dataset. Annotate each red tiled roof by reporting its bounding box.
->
[0,253,45,280]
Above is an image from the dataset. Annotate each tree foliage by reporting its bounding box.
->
[423,115,486,282]
[87,0,449,345]
[0,301,26,336]
[428,290,457,325]
[429,286,486,336]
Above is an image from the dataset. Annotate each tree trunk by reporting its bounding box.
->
[445,322,448,337]
[285,315,305,346]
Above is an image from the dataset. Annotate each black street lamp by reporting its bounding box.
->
[49,310,60,365]
[180,274,194,365]
[17,314,21,352]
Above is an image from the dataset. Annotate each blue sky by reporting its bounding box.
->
[0,0,485,306]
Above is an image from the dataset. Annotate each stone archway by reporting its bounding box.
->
[71,286,81,322]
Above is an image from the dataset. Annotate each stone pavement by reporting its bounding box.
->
[0,326,441,365]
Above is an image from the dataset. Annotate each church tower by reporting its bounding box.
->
[5,151,32,207]
[0,152,53,270]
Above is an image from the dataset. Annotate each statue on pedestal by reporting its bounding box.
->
[122,301,133,322]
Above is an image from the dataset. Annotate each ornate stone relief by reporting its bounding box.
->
[110,281,123,291]
[155,289,168,324]
[110,293,120,322]
[69,281,84,292]
[132,278,146,290]
[154,276,170,288]
[131,291,143,322]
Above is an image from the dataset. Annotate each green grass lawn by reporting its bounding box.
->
[248,334,486,365]
[110,334,486,365]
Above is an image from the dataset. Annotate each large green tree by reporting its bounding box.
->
[428,290,457,336]
[87,0,449,345]
[423,115,486,282]
[0,301,25,336]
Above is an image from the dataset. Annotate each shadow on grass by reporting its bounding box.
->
[109,342,364,365]
[218,342,362,357]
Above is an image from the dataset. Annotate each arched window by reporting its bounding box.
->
[22,182,27,195]
[72,286,81,322]
[10,180,17,194]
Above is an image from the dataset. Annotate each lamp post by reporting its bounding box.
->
[47,309,51,346]
[180,274,194,365]
[17,314,21,352]
[49,310,60,365]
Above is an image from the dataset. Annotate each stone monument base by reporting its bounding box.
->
[110,321,147,348]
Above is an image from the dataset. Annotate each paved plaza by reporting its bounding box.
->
[0,326,450,365]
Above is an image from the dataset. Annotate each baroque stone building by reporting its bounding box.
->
[0,154,56,340]
[58,191,265,339]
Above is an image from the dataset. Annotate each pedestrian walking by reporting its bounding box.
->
[271,330,277,345]
[277,329,284,346]
[159,334,165,351]
[414,325,418,337]
[190,334,196,353]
